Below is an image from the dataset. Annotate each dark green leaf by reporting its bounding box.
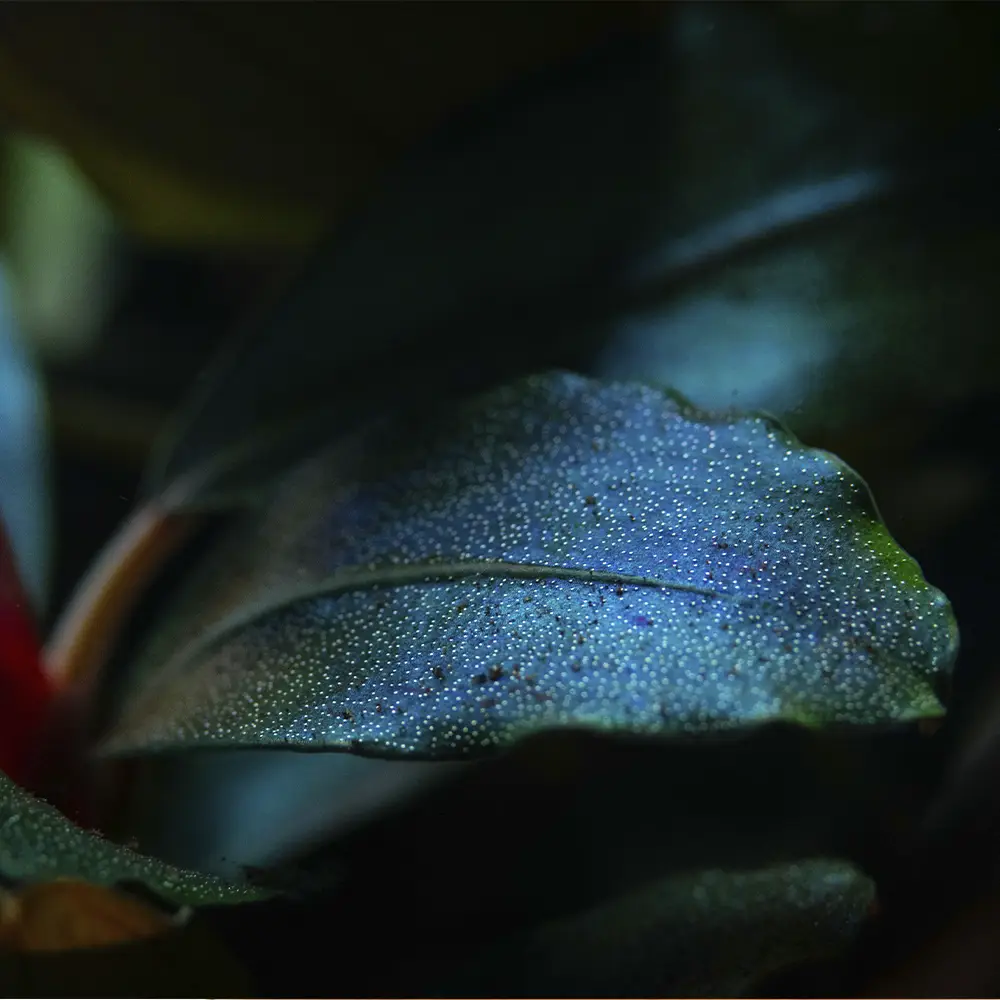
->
[433,858,874,998]
[144,35,669,510]
[0,772,262,907]
[102,373,956,759]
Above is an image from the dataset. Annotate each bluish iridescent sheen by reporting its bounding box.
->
[103,373,958,758]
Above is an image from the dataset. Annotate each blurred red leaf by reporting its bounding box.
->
[0,517,51,788]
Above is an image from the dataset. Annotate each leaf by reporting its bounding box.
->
[0,268,49,612]
[0,517,51,790]
[0,771,262,908]
[140,33,670,510]
[135,3,1000,519]
[44,34,674,693]
[0,879,172,951]
[100,373,957,760]
[431,858,874,998]
[243,726,918,927]
[0,5,649,247]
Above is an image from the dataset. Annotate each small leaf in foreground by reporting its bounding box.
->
[0,772,260,908]
[103,373,958,759]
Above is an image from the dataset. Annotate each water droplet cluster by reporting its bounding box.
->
[107,373,958,757]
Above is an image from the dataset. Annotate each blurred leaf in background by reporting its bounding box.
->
[1,136,118,365]
[0,3,650,248]
[0,263,49,612]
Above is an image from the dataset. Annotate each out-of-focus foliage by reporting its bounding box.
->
[0,879,171,951]
[1,137,117,364]
[0,4,990,252]
[0,4,650,247]
[197,725,909,995]
[769,2,999,126]
[0,267,48,611]
[0,516,49,789]
[116,4,1000,520]
[435,858,874,997]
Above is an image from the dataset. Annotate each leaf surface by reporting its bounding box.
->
[434,858,874,998]
[102,373,957,759]
[0,771,260,907]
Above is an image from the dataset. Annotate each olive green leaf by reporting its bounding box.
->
[141,33,669,511]
[0,5,647,248]
[434,858,874,998]
[100,373,956,760]
[0,771,262,907]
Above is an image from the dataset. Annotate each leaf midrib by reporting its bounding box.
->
[121,559,741,711]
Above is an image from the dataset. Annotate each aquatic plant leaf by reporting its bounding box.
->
[0,771,260,907]
[140,33,668,510]
[101,373,957,759]
[139,4,1000,517]
[433,858,874,998]
[0,268,49,612]
[0,5,647,247]
[245,726,914,927]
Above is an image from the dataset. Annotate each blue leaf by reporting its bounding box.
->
[102,373,957,758]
